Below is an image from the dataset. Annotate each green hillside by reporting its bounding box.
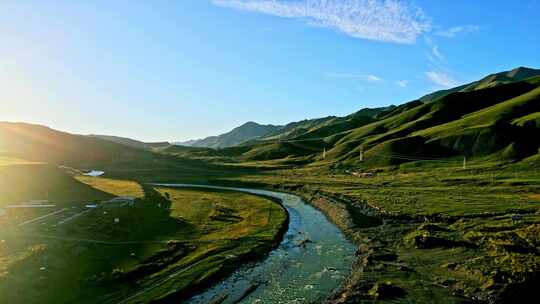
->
[0,122,154,166]
[512,111,540,128]
[194,67,540,167]
[88,134,170,151]
[260,116,338,140]
[416,86,540,158]
[0,162,112,206]
[258,106,391,142]
[179,121,283,148]
[419,66,540,103]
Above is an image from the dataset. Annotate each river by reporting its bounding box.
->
[153,184,356,304]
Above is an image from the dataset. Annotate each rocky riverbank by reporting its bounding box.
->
[272,183,540,304]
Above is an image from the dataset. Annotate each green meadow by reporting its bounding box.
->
[0,167,287,304]
[201,157,540,303]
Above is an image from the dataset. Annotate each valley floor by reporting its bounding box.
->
[2,153,539,303]
[0,165,287,304]
[195,158,540,303]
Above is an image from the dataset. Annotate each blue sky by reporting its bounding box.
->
[1,0,539,141]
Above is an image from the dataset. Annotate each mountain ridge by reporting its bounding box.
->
[168,66,540,167]
[3,66,539,169]
[88,134,170,150]
[177,121,283,149]
[0,122,154,166]
[419,66,540,103]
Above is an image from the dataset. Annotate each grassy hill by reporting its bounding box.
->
[191,67,540,168]
[0,162,112,207]
[418,66,540,103]
[0,122,154,166]
[257,106,391,142]
[179,121,283,149]
[416,86,540,158]
[88,134,170,151]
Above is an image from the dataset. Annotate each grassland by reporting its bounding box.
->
[0,166,287,304]
[179,157,538,303]
[0,155,42,166]
[4,133,538,303]
[50,139,534,303]
[2,141,539,303]
[75,176,145,198]
[128,187,288,302]
[0,163,112,207]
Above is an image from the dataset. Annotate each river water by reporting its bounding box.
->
[154,184,356,304]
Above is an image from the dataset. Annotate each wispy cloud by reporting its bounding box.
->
[436,25,480,38]
[431,45,444,61]
[425,36,445,66]
[212,0,431,44]
[426,71,457,88]
[325,72,383,82]
[324,72,364,79]
[396,80,408,87]
[424,36,457,88]
[366,74,381,82]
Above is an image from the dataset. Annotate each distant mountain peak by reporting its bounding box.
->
[507,66,539,78]
[178,121,283,149]
[241,121,259,126]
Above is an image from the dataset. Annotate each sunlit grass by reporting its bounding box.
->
[0,164,111,207]
[75,176,145,198]
[0,182,287,304]
[157,187,285,241]
[0,156,42,166]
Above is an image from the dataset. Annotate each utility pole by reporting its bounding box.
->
[463,156,467,170]
[323,147,326,160]
[359,147,364,162]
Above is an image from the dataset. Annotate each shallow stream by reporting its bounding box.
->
[156,184,356,304]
